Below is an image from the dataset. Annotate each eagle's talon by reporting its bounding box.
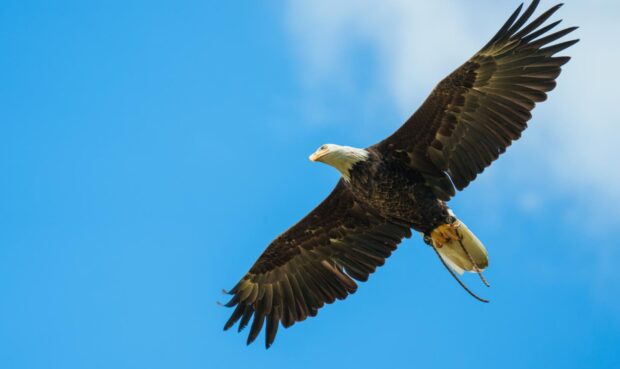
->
[430,221,462,248]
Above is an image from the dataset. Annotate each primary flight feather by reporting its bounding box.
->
[221,0,578,348]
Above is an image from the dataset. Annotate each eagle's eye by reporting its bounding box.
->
[320,145,327,151]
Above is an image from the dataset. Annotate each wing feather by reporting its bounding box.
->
[376,0,577,197]
[222,181,411,348]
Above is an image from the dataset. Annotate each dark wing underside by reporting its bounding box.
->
[376,0,578,199]
[222,181,412,348]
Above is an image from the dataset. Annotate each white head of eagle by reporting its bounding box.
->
[309,144,369,181]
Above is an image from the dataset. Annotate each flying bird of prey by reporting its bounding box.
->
[222,0,577,348]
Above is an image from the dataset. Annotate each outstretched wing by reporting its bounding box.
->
[376,0,578,199]
[222,181,412,348]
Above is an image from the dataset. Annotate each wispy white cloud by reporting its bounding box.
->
[542,2,620,218]
[285,0,478,121]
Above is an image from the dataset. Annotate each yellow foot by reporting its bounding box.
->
[430,221,462,248]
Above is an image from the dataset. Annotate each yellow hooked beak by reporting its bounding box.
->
[309,148,328,162]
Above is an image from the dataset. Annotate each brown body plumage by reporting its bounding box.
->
[222,0,578,348]
[347,149,451,233]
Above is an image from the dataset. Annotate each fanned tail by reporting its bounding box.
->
[432,220,488,276]
[426,217,490,301]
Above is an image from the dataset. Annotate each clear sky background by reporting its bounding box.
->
[1,1,619,368]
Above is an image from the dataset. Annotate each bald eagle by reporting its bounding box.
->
[222,0,577,348]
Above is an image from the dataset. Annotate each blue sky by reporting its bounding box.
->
[1,1,619,368]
